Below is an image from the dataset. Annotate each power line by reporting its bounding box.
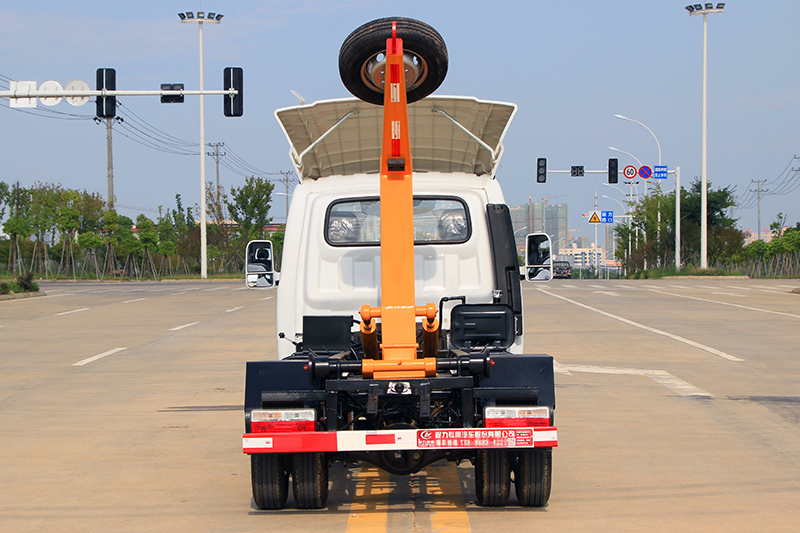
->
[734,155,800,213]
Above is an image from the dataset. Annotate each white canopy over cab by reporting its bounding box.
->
[275,96,517,180]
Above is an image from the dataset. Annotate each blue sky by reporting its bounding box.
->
[2,1,799,238]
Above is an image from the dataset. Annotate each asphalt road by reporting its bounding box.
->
[1,278,799,532]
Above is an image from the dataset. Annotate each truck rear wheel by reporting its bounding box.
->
[515,448,552,507]
[474,450,511,506]
[292,452,329,509]
[251,454,289,510]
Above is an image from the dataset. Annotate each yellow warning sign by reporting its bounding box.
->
[588,211,601,223]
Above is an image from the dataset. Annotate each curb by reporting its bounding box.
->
[661,276,750,280]
[792,288,800,294]
[0,290,47,301]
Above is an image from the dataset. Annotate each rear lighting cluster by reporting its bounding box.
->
[484,406,550,428]
[250,409,316,433]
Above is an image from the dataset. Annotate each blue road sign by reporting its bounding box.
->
[601,210,614,224]
[638,165,652,179]
[654,165,668,179]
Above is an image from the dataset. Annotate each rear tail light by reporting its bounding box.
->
[250,409,316,433]
[484,406,550,428]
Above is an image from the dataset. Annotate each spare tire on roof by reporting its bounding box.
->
[339,17,448,105]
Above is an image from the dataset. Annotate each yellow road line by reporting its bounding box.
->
[345,462,471,533]
[426,463,471,533]
[346,466,391,533]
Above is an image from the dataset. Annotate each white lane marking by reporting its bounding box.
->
[122,298,147,304]
[170,322,199,331]
[72,347,127,367]
[232,287,248,291]
[538,289,744,362]
[170,292,191,296]
[261,296,274,301]
[778,285,799,289]
[556,362,713,398]
[725,285,750,291]
[203,287,227,291]
[553,361,573,375]
[712,292,746,298]
[225,306,244,313]
[147,288,172,292]
[55,307,89,316]
[648,289,800,320]
[593,291,619,297]
[614,284,636,290]
[669,285,690,289]
[561,284,577,289]
[588,284,605,289]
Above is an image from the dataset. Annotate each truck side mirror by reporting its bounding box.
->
[245,240,275,289]
[524,233,552,283]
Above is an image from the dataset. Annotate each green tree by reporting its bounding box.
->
[136,214,159,251]
[680,178,744,264]
[269,228,285,271]
[227,176,274,241]
[77,190,106,234]
[0,181,10,222]
[769,212,788,238]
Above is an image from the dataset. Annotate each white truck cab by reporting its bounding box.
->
[267,96,540,359]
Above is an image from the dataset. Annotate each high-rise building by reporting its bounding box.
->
[509,201,568,255]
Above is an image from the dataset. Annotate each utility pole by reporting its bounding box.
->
[207,142,227,200]
[106,118,114,208]
[96,115,122,209]
[278,171,296,223]
[751,179,768,241]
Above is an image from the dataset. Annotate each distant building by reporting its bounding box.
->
[509,201,568,255]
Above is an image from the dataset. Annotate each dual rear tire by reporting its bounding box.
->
[251,452,328,510]
[474,448,552,507]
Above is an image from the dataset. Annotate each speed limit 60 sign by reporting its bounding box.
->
[623,165,637,179]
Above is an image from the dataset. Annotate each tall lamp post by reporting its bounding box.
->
[179,10,224,279]
[686,3,726,269]
[613,115,665,268]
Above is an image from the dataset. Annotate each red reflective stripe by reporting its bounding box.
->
[366,434,396,445]
[243,431,337,453]
[251,420,314,433]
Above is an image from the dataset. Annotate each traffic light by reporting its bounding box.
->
[608,158,619,184]
[160,83,185,103]
[96,68,116,118]
[536,158,547,183]
[571,165,584,177]
[223,67,243,117]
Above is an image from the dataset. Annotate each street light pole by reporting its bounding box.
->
[179,10,223,279]
[614,115,661,165]
[602,194,631,272]
[687,3,725,269]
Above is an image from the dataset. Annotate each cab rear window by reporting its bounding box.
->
[325,197,470,246]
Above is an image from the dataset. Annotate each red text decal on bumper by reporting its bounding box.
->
[417,428,533,448]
